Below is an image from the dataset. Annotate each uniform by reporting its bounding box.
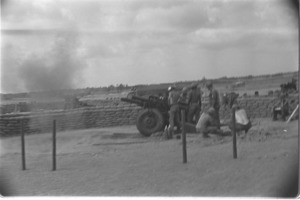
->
[195,112,214,133]
[273,93,289,121]
[196,108,222,138]
[208,88,220,128]
[178,88,189,105]
[187,88,201,123]
[168,89,181,137]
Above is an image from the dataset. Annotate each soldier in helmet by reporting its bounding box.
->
[206,81,220,129]
[167,86,181,138]
[187,82,202,123]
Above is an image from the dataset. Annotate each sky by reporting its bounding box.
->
[1,0,298,93]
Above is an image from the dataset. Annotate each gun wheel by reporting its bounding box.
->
[136,109,164,137]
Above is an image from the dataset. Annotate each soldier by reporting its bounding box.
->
[177,87,190,123]
[206,81,220,129]
[196,107,223,138]
[273,92,289,121]
[222,92,239,109]
[187,82,202,123]
[228,104,252,135]
[167,86,181,138]
[178,87,189,104]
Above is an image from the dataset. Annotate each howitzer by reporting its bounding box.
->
[121,94,189,137]
[121,94,170,136]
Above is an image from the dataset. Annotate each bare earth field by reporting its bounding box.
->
[0,119,298,197]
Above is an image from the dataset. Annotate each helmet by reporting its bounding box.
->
[206,81,213,88]
[182,87,188,94]
[232,104,240,110]
[168,86,173,92]
[207,107,215,115]
[190,82,198,89]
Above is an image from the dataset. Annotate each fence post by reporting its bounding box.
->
[232,107,237,159]
[20,119,26,170]
[181,109,187,163]
[52,120,56,171]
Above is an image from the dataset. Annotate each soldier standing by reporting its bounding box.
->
[206,81,220,129]
[187,83,202,123]
[167,86,181,138]
[273,92,289,121]
[178,87,189,105]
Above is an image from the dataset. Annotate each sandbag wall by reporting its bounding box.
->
[0,95,298,137]
[210,95,298,120]
[0,104,141,137]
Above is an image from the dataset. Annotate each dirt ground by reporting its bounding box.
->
[0,118,298,197]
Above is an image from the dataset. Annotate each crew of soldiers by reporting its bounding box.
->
[166,82,211,138]
[167,84,197,138]
[165,79,296,139]
[166,81,253,139]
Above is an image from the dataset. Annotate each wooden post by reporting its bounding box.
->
[286,105,299,123]
[20,119,26,170]
[52,120,56,171]
[232,107,237,159]
[181,110,187,163]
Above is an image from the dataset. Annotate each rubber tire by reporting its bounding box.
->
[136,109,164,137]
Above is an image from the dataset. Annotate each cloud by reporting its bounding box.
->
[189,28,298,51]
[1,0,298,93]
[2,0,65,29]
[133,2,210,32]
[2,0,296,34]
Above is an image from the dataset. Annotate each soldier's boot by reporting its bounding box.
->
[272,112,277,121]
[281,110,287,121]
[163,126,169,139]
[167,126,173,139]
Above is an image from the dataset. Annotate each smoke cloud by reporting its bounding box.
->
[18,32,85,92]
[1,44,24,93]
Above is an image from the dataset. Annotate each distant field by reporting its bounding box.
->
[215,75,297,96]
[220,75,297,96]
[1,72,298,105]
[134,72,298,97]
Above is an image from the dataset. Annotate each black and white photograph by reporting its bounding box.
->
[1,0,299,197]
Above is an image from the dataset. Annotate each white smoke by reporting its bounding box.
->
[1,44,25,93]
[19,31,85,92]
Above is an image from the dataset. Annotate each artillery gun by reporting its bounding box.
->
[121,92,189,137]
[121,94,170,136]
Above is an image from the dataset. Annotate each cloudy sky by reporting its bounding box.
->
[1,0,298,93]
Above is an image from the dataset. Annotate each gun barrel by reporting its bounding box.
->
[131,95,149,102]
[121,95,169,112]
[120,97,144,106]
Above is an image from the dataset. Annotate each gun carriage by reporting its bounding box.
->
[121,95,170,136]
[121,92,189,137]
